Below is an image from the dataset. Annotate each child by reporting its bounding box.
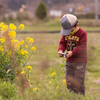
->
[58,14,87,95]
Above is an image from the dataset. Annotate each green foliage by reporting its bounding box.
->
[35,2,47,19]
[0,81,20,100]
[0,42,15,81]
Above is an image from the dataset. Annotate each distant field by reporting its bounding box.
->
[2,18,100,31]
[24,18,100,31]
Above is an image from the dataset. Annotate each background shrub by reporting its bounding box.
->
[35,2,47,19]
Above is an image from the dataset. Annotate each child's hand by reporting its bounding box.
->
[58,50,63,57]
[66,51,73,58]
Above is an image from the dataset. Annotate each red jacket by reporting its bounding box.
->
[58,28,87,63]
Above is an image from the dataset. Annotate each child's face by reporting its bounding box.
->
[71,23,79,32]
[71,27,76,32]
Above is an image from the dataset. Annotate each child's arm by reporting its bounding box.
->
[58,36,67,57]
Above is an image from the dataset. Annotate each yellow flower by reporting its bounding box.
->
[9,31,16,38]
[24,51,28,57]
[26,37,30,42]
[56,86,59,89]
[49,82,51,84]
[26,66,32,70]
[29,70,31,73]
[28,66,32,69]
[26,37,34,44]
[31,47,36,52]
[9,23,16,31]
[51,72,56,76]
[21,70,25,74]
[25,45,28,48]
[1,25,8,31]
[19,40,24,45]
[33,88,37,91]
[19,50,24,55]
[18,24,25,31]
[0,38,5,44]
[0,46,3,52]
[38,84,41,86]
[0,22,4,27]
[28,38,34,44]
[62,79,66,83]
[18,50,28,56]
[11,40,19,49]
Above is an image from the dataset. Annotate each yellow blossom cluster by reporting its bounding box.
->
[50,72,56,76]
[31,47,36,52]
[62,79,66,83]
[26,66,32,69]
[33,88,37,91]
[0,22,36,81]
[18,24,25,31]
[25,66,32,73]
[26,37,34,44]
[21,70,25,74]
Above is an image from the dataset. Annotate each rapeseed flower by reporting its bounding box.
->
[9,23,16,31]
[0,22,36,82]
[31,47,36,52]
[26,37,30,41]
[38,84,41,86]
[26,37,34,44]
[28,66,32,69]
[33,88,37,91]
[0,22,4,27]
[18,24,25,31]
[19,40,24,45]
[51,72,56,76]
[28,38,34,44]
[25,45,28,48]
[56,86,59,89]
[21,70,25,74]
[26,66,32,69]
[0,38,5,44]
[49,82,51,84]
[19,50,24,55]
[0,46,3,52]
[1,25,8,31]
[9,31,16,38]
[62,79,66,83]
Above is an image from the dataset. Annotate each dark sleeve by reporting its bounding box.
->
[72,32,87,57]
[58,36,67,52]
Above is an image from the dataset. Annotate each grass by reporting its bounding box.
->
[1,18,100,99]
[15,32,100,100]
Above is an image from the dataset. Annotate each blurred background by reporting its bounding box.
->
[0,0,99,22]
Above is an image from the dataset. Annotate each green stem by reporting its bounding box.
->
[22,51,33,67]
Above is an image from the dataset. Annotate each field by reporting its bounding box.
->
[0,18,100,100]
